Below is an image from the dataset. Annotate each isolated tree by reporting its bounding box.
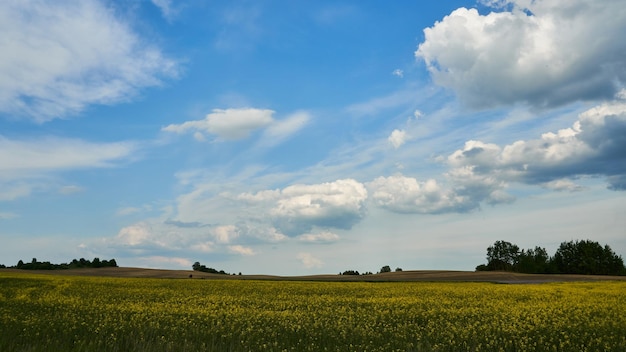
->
[486,241,519,271]
[395,267,403,272]
[379,265,391,273]
[192,261,229,274]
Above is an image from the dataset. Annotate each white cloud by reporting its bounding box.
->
[541,179,584,192]
[193,132,206,142]
[388,129,408,149]
[0,0,178,121]
[447,140,503,169]
[228,245,255,256]
[190,242,214,253]
[298,231,340,243]
[246,226,288,242]
[151,0,179,21]
[213,225,239,244]
[446,97,626,190]
[116,222,152,247]
[106,220,251,258]
[368,175,471,214]
[269,179,368,235]
[416,1,626,108]
[237,189,281,203]
[0,136,136,200]
[137,256,192,269]
[0,137,136,175]
[446,166,514,206]
[392,69,404,78]
[191,179,370,238]
[297,252,324,269]
[163,108,275,141]
[164,108,309,145]
[260,111,310,146]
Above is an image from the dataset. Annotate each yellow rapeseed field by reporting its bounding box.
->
[0,272,624,351]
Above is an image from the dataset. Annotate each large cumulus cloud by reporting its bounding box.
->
[415,0,626,109]
[368,175,471,214]
[447,96,626,190]
[238,179,368,236]
[368,94,626,216]
[367,169,513,215]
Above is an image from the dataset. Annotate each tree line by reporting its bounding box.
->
[476,239,626,275]
[340,265,403,276]
[0,257,118,270]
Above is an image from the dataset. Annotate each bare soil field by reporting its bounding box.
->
[1,267,625,283]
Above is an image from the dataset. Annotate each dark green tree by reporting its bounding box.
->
[379,265,391,273]
[341,270,360,275]
[475,264,488,271]
[192,261,229,275]
[516,246,550,274]
[11,257,117,270]
[486,241,519,271]
[552,240,625,275]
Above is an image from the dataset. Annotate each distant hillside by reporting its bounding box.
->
[2,267,626,283]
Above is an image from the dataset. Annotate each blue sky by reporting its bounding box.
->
[1,0,625,275]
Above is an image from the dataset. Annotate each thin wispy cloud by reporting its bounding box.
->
[163,108,309,145]
[0,0,178,122]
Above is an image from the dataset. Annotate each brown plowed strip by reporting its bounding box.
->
[1,268,624,283]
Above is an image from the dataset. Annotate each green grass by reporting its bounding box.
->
[1,272,625,351]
